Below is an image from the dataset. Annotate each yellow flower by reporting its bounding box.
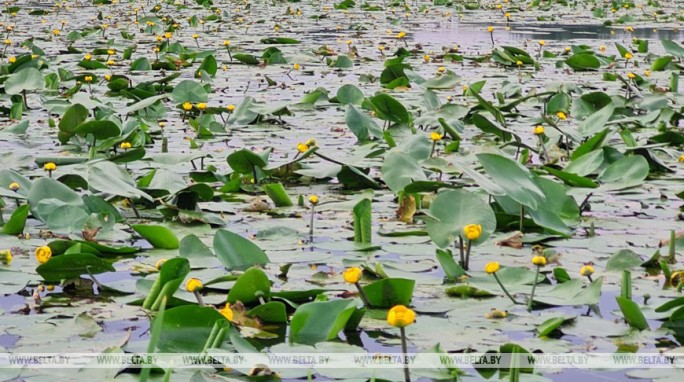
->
[223,40,231,46]
[155,259,166,270]
[104,74,112,81]
[430,132,443,141]
[293,63,300,70]
[3,38,10,45]
[164,32,172,39]
[627,72,636,79]
[484,308,508,319]
[423,54,430,62]
[345,39,352,45]
[343,267,362,284]
[378,45,385,52]
[197,103,207,110]
[8,56,16,63]
[227,104,235,112]
[538,40,545,46]
[387,305,416,328]
[678,155,684,163]
[182,102,193,111]
[120,142,132,150]
[485,262,500,274]
[156,35,163,42]
[52,29,60,35]
[84,53,92,61]
[580,265,595,277]
[437,66,446,73]
[487,26,494,33]
[46,284,54,291]
[44,162,56,171]
[504,12,510,19]
[599,45,606,52]
[308,194,319,205]
[396,31,407,39]
[534,125,545,135]
[670,271,684,287]
[624,52,633,59]
[463,224,482,241]
[220,304,234,321]
[297,143,309,153]
[158,121,166,128]
[0,249,11,265]
[107,49,115,55]
[84,76,93,83]
[107,59,115,66]
[644,69,651,77]
[192,34,199,39]
[186,278,203,292]
[9,182,19,191]
[556,111,567,120]
[532,255,547,267]
[35,246,52,264]
[305,138,317,147]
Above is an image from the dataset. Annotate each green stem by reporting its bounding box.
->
[400,327,411,382]
[528,266,541,312]
[202,321,222,352]
[464,239,472,271]
[354,282,371,308]
[309,205,315,242]
[458,237,464,268]
[193,290,205,307]
[669,229,676,263]
[493,273,520,305]
[519,205,524,233]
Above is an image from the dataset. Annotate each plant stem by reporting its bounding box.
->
[309,205,315,242]
[528,266,541,312]
[86,267,103,292]
[458,237,464,267]
[464,239,472,271]
[313,151,346,166]
[519,205,524,232]
[354,282,371,308]
[493,273,519,305]
[400,327,411,382]
[193,290,205,307]
[669,229,676,263]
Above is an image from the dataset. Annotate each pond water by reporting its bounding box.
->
[413,23,684,45]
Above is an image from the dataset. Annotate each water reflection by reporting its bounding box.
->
[414,23,684,44]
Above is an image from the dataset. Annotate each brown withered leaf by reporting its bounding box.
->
[659,230,684,247]
[497,231,524,249]
[82,227,101,242]
[396,194,416,223]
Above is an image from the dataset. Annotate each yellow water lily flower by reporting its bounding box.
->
[35,246,52,264]
[308,194,319,205]
[343,267,362,284]
[463,224,482,241]
[186,278,203,292]
[532,255,547,267]
[580,265,595,277]
[220,304,234,321]
[485,262,500,274]
[387,305,416,328]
